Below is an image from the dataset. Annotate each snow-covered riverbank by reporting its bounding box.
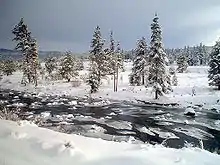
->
[0,119,219,165]
[0,64,219,109]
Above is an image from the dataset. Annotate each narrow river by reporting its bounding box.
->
[0,89,220,153]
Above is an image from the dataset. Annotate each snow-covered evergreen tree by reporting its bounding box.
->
[197,43,209,65]
[29,38,39,86]
[148,14,171,99]
[87,61,100,93]
[12,18,32,84]
[2,60,16,76]
[75,58,84,71]
[12,18,39,86]
[90,26,106,77]
[88,26,105,92]
[177,54,188,73]
[130,37,147,86]
[208,41,220,90]
[45,56,58,75]
[59,52,78,82]
[172,72,178,86]
[115,42,124,71]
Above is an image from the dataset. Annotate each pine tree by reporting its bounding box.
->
[59,52,78,82]
[87,61,100,93]
[2,60,16,76]
[29,38,39,86]
[75,58,84,71]
[130,37,147,86]
[108,31,124,92]
[177,54,188,73]
[88,26,105,92]
[12,18,39,86]
[172,72,178,86]
[45,56,58,75]
[12,18,33,83]
[208,41,220,90]
[148,14,171,99]
[90,26,106,76]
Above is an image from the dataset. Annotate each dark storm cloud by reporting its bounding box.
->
[1,0,220,52]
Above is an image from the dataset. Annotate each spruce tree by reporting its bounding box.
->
[12,18,32,84]
[45,56,58,75]
[88,26,105,92]
[177,54,188,73]
[148,14,171,99]
[108,31,124,91]
[87,61,100,93]
[2,60,16,76]
[59,52,78,82]
[90,26,105,77]
[130,37,147,86]
[29,38,39,86]
[12,18,39,86]
[208,41,220,90]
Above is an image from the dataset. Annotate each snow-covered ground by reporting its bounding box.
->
[0,62,219,108]
[0,119,219,165]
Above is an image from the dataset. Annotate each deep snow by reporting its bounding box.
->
[0,119,220,165]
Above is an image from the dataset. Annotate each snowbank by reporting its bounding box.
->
[0,119,219,165]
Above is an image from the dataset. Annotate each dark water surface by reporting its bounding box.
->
[0,89,220,153]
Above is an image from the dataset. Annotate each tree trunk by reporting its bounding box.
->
[116,68,118,92]
[142,73,145,85]
[155,90,158,99]
[218,85,220,90]
[113,73,116,92]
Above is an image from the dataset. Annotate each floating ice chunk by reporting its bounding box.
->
[184,107,196,116]
[68,101,77,105]
[138,126,155,136]
[41,112,51,119]
[12,102,26,107]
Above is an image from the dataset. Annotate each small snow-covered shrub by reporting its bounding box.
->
[169,66,175,75]
[71,79,82,87]
[0,106,20,121]
[79,73,88,83]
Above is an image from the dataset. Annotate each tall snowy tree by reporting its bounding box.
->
[130,37,147,86]
[107,31,124,92]
[28,38,39,86]
[177,54,188,73]
[88,26,105,93]
[12,18,32,84]
[148,14,171,99]
[12,18,39,86]
[59,52,78,82]
[208,41,220,90]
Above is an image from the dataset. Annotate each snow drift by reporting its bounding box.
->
[0,119,219,165]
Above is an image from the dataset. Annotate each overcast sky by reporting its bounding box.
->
[1,0,220,52]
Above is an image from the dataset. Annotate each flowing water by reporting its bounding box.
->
[0,89,220,153]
